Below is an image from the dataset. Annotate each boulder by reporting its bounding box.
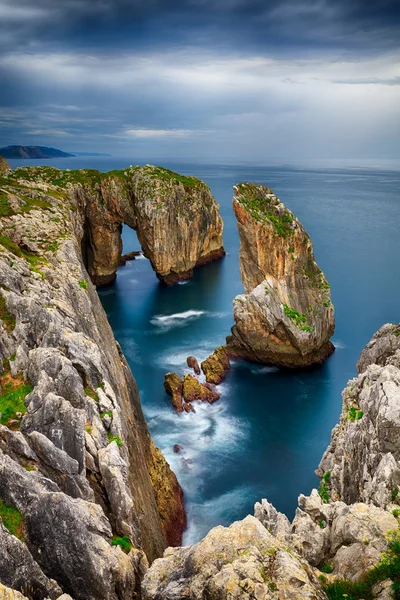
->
[186,355,200,375]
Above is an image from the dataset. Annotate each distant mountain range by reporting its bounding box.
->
[0,145,75,159]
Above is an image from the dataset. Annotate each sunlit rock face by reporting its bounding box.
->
[67,164,225,285]
[227,183,335,368]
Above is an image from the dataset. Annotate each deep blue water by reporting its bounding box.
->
[8,156,400,544]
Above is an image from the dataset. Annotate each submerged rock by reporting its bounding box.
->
[227,183,335,368]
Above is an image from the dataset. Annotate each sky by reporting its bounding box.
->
[0,0,399,160]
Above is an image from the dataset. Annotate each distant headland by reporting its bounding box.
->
[0,145,75,158]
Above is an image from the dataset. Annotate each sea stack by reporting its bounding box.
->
[227,183,335,368]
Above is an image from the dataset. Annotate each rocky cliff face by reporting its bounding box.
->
[317,322,400,509]
[10,164,224,286]
[227,183,335,367]
[143,326,400,600]
[0,165,185,599]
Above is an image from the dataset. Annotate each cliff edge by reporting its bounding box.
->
[227,183,335,368]
[0,163,185,599]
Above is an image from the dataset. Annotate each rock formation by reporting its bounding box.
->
[9,164,224,286]
[227,183,335,367]
[201,346,230,384]
[317,322,400,508]
[0,163,185,599]
[144,325,400,600]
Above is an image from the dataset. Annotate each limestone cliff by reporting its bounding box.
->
[227,183,335,367]
[10,164,224,286]
[317,322,400,508]
[143,326,400,600]
[0,165,185,599]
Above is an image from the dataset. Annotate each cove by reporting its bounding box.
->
[9,156,400,544]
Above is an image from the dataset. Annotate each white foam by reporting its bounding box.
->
[152,309,205,325]
[332,339,346,349]
[183,485,254,545]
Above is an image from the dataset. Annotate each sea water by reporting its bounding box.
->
[8,156,400,543]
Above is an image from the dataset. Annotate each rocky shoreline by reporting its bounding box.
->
[0,158,399,600]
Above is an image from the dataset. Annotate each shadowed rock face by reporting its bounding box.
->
[67,164,224,285]
[227,183,335,368]
[0,163,185,599]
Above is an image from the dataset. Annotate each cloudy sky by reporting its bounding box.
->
[0,0,399,159]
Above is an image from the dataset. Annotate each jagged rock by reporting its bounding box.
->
[317,326,400,508]
[226,183,335,367]
[0,521,63,599]
[119,250,141,266]
[0,175,185,595]
[164,373,184,412]
[183,402,195,413]
[0,157,11,174]
[142,515,326,600]
[0,583,29,599]
[201,346,230,384]
[146,443,187,548]
[253,498,291,540]
[182,374,220,403]
[186,356,200,375]
[357,322,400,373]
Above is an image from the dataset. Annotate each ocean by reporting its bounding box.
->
[8,155,400,544]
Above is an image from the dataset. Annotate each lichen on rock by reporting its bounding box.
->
[227,182,335,368]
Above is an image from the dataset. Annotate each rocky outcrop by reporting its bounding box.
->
[186,356,200,375]
[9,164,224,286]
[182,375,220,404]
[164,373,184,412]
[226,183,335,367]
[144,324,400,599]
[0,164,185,598]
[142,515,328,600]
[317,322,400,508]
[0,158,11,175]
[201,346,230,384]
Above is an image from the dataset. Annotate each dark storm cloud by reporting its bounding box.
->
[1,0,400,56]
[0,0,399,158]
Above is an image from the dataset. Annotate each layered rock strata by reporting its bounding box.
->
[0,164,185,599]
[227,183,335,367]
[8,164,224,286]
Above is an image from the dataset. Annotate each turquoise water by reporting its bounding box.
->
[8,157,400,543]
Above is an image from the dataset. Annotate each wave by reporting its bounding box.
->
[332,339,346,349]
[150,309,227,333]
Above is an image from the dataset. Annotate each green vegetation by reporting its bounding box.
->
[235,182,295,237]
[283,304,313,332]
[0,192,14,217]
[393,509,400,519]
[107,433,123,447]
[0,295,16,333]
[79,280,88,289]
[323,531,400,600]
[320,562,334,574]
[393,488,399,502]
[0,233,46,278]
[319,519,326,529]
[319,471,331,503]
[0,499,25,541]
[47,241,59,252]
[0,361,32,428]
[347,406,364,421]
[100,411,113,419]
[111,535,132,554]
[84,388,99,402]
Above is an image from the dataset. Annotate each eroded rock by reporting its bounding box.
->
[227,183,335,367]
